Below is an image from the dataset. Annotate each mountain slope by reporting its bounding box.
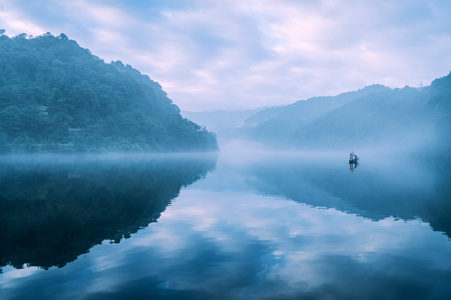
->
[293,86,431,149]
[291,75,451,152]
[186,72,450,156]
[239,84,390,142]
[0,32,218,152]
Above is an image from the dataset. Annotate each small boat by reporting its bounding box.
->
[349,151,359,164]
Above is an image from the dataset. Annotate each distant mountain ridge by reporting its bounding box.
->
[0,32,218,152]
[185,74,450,156]
[239,84,391,142]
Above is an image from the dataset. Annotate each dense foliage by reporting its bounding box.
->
[0,32,218,152]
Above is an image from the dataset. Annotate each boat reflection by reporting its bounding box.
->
[349,161,359,172]
[349,151,359,172]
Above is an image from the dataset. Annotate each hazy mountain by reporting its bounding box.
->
[181,108,268,142]
[239,84,391,142]
[187,73,450,156]
[0,32,218,152]
[184,85,391,144]
[291,77,449,153]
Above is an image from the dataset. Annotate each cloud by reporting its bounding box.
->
[1,0,451,111]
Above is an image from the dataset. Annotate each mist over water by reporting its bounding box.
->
[1,148,450,299]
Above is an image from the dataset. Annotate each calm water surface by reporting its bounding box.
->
[1,151,450,299]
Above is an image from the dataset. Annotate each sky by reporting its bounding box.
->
[1,0,451,112]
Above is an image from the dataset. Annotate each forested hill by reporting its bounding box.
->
[289,74,451,154]
[0,32,218,152]
[186,73,450,156]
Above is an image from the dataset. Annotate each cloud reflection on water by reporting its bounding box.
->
[96,188,451,299]
[1,153,451,299]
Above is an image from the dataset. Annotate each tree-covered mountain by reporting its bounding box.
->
[0,32,218,152]
[187,73,450,157]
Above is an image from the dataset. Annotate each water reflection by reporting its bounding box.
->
[241,155,451,237]
[0,153,217,270]
[349,151,359,172]
[349,161,359,172]
[1,152,451,300]
[4,186,450,299]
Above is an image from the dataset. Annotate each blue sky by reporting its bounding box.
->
[1,0,451,111]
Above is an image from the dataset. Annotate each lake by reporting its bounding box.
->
[1,150,450,299]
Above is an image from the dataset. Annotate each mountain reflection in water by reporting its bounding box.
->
[0,153,217,269]
[1,151,451,300]
[243,154,451,237]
